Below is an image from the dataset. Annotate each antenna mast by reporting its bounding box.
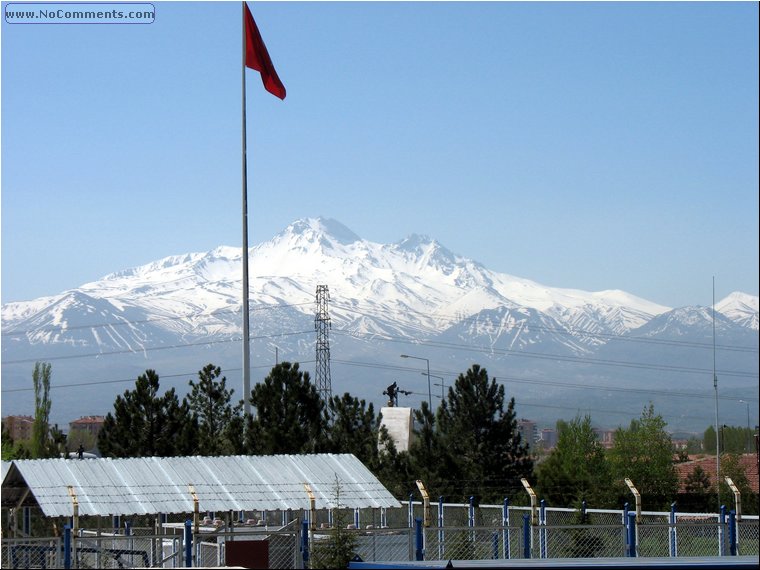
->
[713,276,721,510]
[315,285,333,405]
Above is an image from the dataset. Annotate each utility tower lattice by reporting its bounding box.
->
[314,285,333,403]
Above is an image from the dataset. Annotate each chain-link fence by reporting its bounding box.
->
[309,527,413,567]
[2,507,756,567]
[737,519,759,556]
[194,525,301,569]
[1,537,61,569]
[73,532,183,568]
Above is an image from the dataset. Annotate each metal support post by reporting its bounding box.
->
[521,478,538,525]
[624,478,641,523]
[522,514,531,559]
[669,502,677,557]
[415,517,424,561]
[64,524,72,570]
[540,499,547,559]
[303,483,316,530]
[416,480,431,528]
[719,505,726,556]
[503,498,510,559]
[438,496,444,560]
[728,510,737,556]
[468,496,475,543]
[725,477,742,522]
[301,519,309,567]
[184,520,192,567]
[627,512,637,557]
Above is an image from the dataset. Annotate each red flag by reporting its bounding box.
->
[244,4,286,100]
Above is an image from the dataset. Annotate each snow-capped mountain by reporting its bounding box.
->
[2,217,757,432]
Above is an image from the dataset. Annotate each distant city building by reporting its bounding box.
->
[672,439,689,451]
[539,428,558,450]
[593,428,616,449]
[2,415,34,442]
[517,419,539,447]
[69,416,106,439]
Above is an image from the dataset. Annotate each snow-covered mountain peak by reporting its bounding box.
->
[393,233,464,274]
[280,217,361,247]
[716,291,759,330]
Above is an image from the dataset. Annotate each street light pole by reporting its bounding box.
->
[739,400,751,453]
[425,373,445,401]
[401,354,431,410]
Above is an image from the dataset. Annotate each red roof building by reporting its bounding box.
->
[675,454,759,494]
[68,415,106,439]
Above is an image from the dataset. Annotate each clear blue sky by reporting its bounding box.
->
[2,1,758,308]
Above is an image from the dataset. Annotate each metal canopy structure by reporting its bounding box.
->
[1,454,401,518]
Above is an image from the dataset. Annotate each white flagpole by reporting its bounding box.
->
[241,1,251,416]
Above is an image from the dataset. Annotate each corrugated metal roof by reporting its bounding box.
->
[2,454,401,517]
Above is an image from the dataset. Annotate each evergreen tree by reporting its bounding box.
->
[98,369,197,457]
[608,403,678,509]
[327,393,379,468]
[536,415,612,507]
[245,362,328,454]
[408,401,457,499]
[187,364,243,456]
[311,476,359,569]
[433,364,532,503]
[30,362,53,458]
[681,465,713,513]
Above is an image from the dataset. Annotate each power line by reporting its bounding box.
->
[1,330,314,365]
[330,329,758,379]
[1,301,314,337]
[330,358,757,404]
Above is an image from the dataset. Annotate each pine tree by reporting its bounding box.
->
[245,362,328,454]
[326,393,379,468]
[187,364,243,456]
[432,364,533,503]
[98,369,197,457]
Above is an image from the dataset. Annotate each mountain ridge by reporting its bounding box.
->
[2,217,757,432]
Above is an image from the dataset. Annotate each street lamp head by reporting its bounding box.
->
[400,354,409,358]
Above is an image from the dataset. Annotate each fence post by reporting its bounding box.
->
[626,512,637,557]
[503,497,510,559]
[539,499,547,559]
[23,507,30,536]
[719,505,726,556]
[522,514,531,559]
[184,519,192,567]
[301,519,309,567]
[438,496,444,561]
[623,502,629,555]
[728,510,737,556]
[64,524,72,570]
[415,517,424,561]
[408,494,414,528]
[669,502,677,557]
